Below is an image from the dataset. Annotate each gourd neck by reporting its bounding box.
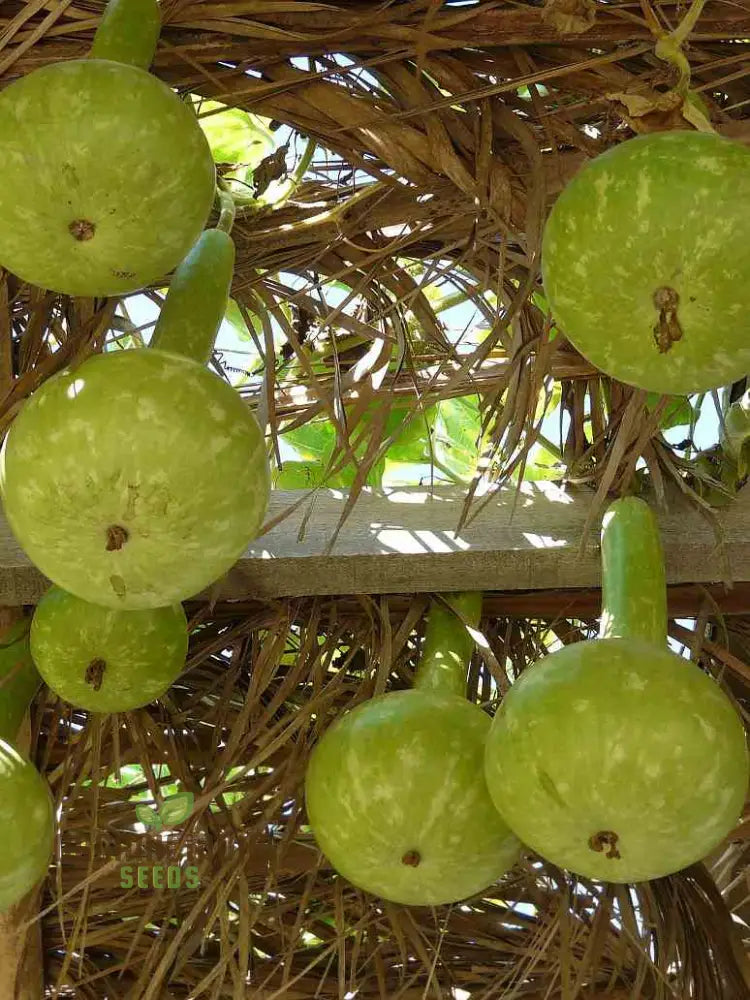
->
[598,497,667,646]
[90,0,161,70]
[414,592,482,698]
[150,227,235,365]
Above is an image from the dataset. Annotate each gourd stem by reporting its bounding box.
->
[671,0,707,47]
[653,0,707,98]
[216,185,237,235]
[599,497,667,646]
[90,0,161,71]
[414,592,482,698]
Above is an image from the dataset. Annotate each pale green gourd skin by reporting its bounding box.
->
[0,59,215,297]
[542,131,750,395]
[30,587,188,712]
[306,690,521,905]
[484,638,748,883]
[0,740,54,914]
[0,349,270,609]
[485,497,749,883]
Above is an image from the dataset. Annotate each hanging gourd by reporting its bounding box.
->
[542,130,750,395]
[305,593,520,905]
[0,0,215,297]
[0,740,54,913]
[484,497,749,883]
[30,587,188,712]
[0,196,270,609]
[0,618,41,743]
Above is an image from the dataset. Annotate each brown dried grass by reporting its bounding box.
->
[0,2,748,996]
[27,598,750,998]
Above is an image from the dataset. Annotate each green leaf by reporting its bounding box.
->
[102,764,145,788]
[136,804,162,829]
[273,460,346,489]
[282,420,336,463]
[158,792,195,827]
[521,445,564,482]
[224,299,263,343]
[433,396,483,483]
[196,100,275,169]
[646,393,693,430]
[382,405,435,464]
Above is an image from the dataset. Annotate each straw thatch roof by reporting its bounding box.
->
[0,1,748,997]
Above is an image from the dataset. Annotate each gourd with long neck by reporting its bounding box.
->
[305,593,520,906]
[0,0,215,297]
[0,197,269,610]
[484,497,749,882]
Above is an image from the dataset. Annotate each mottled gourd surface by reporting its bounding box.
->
[0,619,40,743]
[484,638,749,883]
[0,740,54,913]
[0,349,270,609]
[0,60,215,297]
[542,131,750,395]
[306,690,521,906]
[31,587,188,712]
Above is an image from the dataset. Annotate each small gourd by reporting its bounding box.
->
[305,593,520,905]
[30,586,188,712]
[0,0,215,297]
[542,131,750,395]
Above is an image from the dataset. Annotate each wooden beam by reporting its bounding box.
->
[201,583,750,622]
[1,484,750,606]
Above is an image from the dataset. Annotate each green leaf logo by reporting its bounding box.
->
[158,792,194,828]
[136,803,163,831]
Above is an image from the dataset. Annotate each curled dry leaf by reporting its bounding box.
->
[607,89,686,134]
[542,0,596,35]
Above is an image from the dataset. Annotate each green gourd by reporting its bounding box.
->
[305,593,520,905]
[542,131,750,395]
[0,221,270,609]
[484,497,749,883]
[0,740,54,914]
[0,0,215,297]
[0,619,41,743]
[30,587,188,713]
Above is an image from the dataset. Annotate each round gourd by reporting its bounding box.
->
[0,740,54,913]
[542,131,750,395]
[0,348,270,609]
[484,498,749,882]
[306,594,520,905]
[0,51,215,296]
[30,587,188,712]
[0,619,40,743]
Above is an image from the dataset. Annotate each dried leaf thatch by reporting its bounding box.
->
[0,1,748,996]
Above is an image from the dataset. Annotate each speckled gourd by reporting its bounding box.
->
[305,593,521,906]
[484,497,749,883]
[30,586,188,712]
[542,131,750,395]
[0,0,215,297]
[0,740,54,914]
[0,225,270,609]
